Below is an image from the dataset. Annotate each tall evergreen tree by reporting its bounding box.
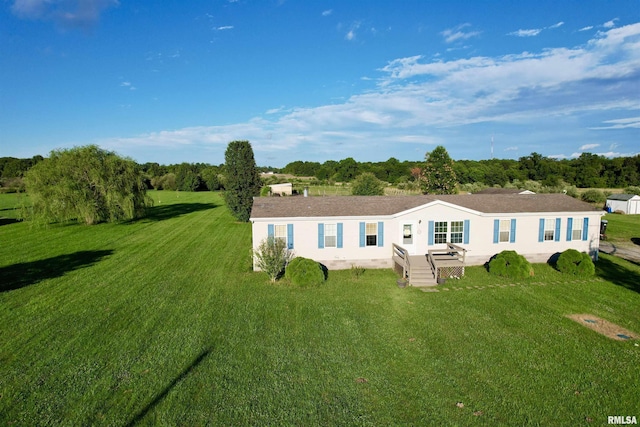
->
[420,145,458,194]
[224,140,262,222]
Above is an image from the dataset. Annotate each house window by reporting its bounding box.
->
[499,220,511,243]
[325,223,337,248]
[366,222,377,246]
[572,219,582,241]
[274,224,287,244]
[450,221,464,244]
[544,218,555,241]
[434,221,447,244]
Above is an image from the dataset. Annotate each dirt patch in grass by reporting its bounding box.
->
[567,314,637,341]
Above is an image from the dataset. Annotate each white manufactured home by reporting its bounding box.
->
[250,194,604,285]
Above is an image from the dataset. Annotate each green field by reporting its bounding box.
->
[1,191,639,426]
[603,213,640,245]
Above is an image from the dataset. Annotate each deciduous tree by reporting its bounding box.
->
[351,172,385,195]
[419,146,458,194]
[23,145,152,225]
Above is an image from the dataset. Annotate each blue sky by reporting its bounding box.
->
[1,0,639,167]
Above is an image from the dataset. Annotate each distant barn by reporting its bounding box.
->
[268,183,293,196]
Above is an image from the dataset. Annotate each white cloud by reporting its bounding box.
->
[603,19,618,29]
[504,146,519,151]
[509,22,564,37]
[322,9,332,17]
[441,24,481,43]
[99,23,640,165]
[216,25,234,31]
[589,117,640,130]
[345,22,360,41]
[579,26,594,32]
[11,0,118,29]
[579,143,600,150]
[120,81,136,90]
[508,28,542,37]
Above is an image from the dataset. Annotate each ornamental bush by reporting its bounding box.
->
[254,236,292,283]
[556,249,595,277]
[285,257,326,287]
[488,250,534,280]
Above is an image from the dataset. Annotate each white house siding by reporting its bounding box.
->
[251,201,603,270]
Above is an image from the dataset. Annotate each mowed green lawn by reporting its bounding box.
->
[1,191,639,426]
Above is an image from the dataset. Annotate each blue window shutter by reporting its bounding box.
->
[428,221,434,246]
[378,222,384,247]
[268,224,274,238]
[463,220,470,244]
[510,219,516,243]
[318,223,324,249]
[287,224,294,249]
[359,222,365,247]
[538,219,545,242]
[554,218,561,242]
[566,218,573,241]
[493,219,500,244]
[583,217,589,241]
[337,223,343,248]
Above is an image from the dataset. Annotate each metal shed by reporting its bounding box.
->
[606,194,640,214]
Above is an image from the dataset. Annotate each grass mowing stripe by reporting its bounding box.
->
[1,192,639,425]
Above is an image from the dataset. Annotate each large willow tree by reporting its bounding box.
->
[23,145,153,225]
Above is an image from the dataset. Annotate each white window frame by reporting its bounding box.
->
[499,219,511,243]
[325,223,337,248]
[434,221,448,244]
[274,224,288,245]
[450,221,464,244]
[544,218,555,241]
[365,222,377,246]
[572,219,582,241]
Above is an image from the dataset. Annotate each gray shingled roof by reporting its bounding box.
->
[250,194,600,219]
[475,188,530,194]
[607,193,638,201]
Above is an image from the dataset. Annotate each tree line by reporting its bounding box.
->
[282,152,640,188]
[2,150,639,193]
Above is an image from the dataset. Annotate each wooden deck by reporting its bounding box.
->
[393,243,466,287]
[428,243,466,280]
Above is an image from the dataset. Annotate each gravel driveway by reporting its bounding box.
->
[599,241,640,264]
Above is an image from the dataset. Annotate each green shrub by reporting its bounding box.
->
[254,236,292,282]
[580,189,606,204]
[488,250,534,280]
[624,186,640,195]
[556,249,595,277]
[351,172,385,196]
[260,186,271,197]
[350,265,365,280]
[564,186,579,199]
[285,257,326,287]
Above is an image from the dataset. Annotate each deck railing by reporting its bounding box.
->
[392,243,411,279]
[427,242,467,280]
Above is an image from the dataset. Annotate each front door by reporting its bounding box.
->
[399,222,417,254]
